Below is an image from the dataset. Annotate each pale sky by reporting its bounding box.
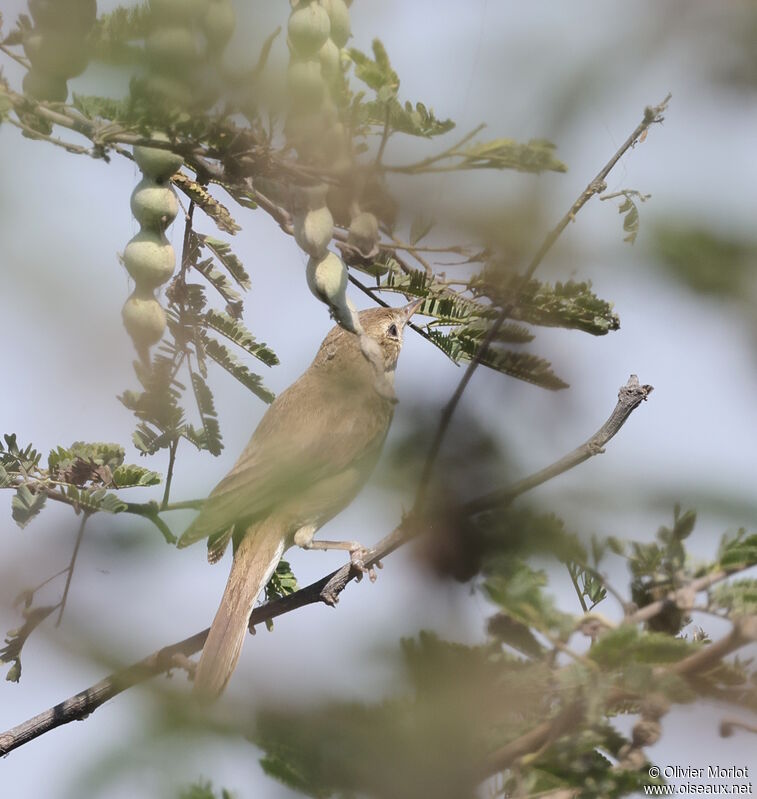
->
[1,2,756,797]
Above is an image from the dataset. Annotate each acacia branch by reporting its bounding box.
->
[481,616,756,779]
[414,94,671,511]
[0,375,651,756]
[463,375,654,515]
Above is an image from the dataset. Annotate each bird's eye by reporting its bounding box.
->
[388,323,399,338]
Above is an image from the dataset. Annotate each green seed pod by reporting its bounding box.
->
[287,59,325,110]
[23,30,89,79]
[348,211,379,257]
[203,0,236,54]
[306,250,347,305]
[146,27,199,74]
[319,0,350,47]
[130,179,179,231]
[306,251,359,332]
[122,290,167,352]
[28,0,97,32]
[133,134,184,182]
[288,1,331,57]
[22,68,68,102]
[318,37,340,80]
[122,230,176,289]
[294,205,334,258]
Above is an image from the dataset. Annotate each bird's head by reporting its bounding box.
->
[357,298,423,371]
[314,298,423,380]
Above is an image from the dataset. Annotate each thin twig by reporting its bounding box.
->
[6,117,93,156]
[413,94,670,513]
[374,103,392,166]
[0,42,30,69]
[385,123,486,174]
[161,438,178,511]
[55,513,90,627]
[463,375,654,515]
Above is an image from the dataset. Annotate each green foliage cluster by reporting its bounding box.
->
[251,509,757,799]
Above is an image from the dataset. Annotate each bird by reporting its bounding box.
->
[178,299,423,697]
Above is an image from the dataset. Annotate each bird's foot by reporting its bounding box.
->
[349,545,382,583]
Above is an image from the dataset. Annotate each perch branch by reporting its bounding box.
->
[462,375,653,515]
[0,375,652,756]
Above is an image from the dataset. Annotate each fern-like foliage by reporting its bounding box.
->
[204,337,276,404]
[204,309,279,366]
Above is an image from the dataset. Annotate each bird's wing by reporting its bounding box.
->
[177,374,390,549]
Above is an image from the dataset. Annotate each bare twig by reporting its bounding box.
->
[385,123,486,174]
[55,513,90,627]
[463,375,653,515]
[720,717,757,738]
[414,95,671,512]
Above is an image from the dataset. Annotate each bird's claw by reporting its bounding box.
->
[350,546,379,582]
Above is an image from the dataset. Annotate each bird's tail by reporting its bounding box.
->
[193,522,286,698]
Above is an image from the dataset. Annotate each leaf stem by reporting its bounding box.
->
[566,562,589,614]
[55,512,90,627]
[161,438,178,511]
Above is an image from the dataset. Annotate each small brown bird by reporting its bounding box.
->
[179,300,422,696]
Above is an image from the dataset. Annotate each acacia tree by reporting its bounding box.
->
[1,2,756,798]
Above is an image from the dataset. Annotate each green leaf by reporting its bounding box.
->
[460,138,567,174]
[201,236,252,291]
[204,309,279,366]
[454,318,534,345]
[0,463,11,488]
[589,627,695,669]
[1,434,42,472]
[348,39,399,95]
[111,464,162,488]
[192,259,243,308]
[48,442,125,473]
[263,559,299,630]
[11,485,47,529]
[204,338,275,404]
[1,605,57,682]
[426,329,568,390]
[487,613,546,658]
[190,372,223,456]
[484,562,574,639]
[711,580,757,616]
[673,506,696,540]
[173,173,240,235]
[359,98,455,138]
[490,278,620,336]
[718,529,757,569]
[63,485,127,514]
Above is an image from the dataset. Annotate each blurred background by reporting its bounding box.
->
[1,1,756,797]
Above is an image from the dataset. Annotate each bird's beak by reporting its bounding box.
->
[399,297,424,324]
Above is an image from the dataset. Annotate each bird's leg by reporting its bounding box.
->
[293,526,381,582]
